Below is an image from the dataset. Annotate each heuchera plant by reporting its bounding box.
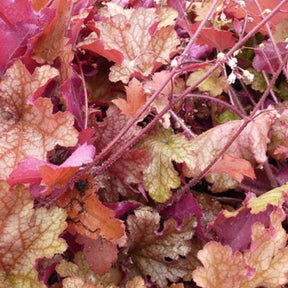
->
[1,0,288,287]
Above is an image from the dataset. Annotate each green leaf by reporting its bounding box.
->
[137,127,194,202]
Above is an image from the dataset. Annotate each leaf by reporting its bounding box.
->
[192,242,249,288]
[225,0,288,35]
[0,181,67,288]
[30,0,72,63]
[136,127,194,203]
[112,78,147,118]
[126,207,197,287]
[125,276,146,288]
[183,110,276,192]
[57,183,126,245]
[8,143,95,197]
[273,19,288,43]
[187,66,228,97]
[268,103,288,160]
[0,61,79,180]
[242,68,267,93]
[186,23,237,51]
[209,154,255,182]
[240,209,288,287]
[144,71,185,128]
[57,252,120,288]
[76,235,118,276]
[94,106,149,201]
[82,5,179,83]
[253,42,288,73]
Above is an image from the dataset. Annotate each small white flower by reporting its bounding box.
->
[233,50,240,56]
[220,12,227,22]
[243,70,254,82]
[171,58,178,68]
[228,57,238,69]
[237,0,245,8]
[285,38,288,49]
[217,52,226,61]
[228,72,237,84]
[262,9,271,15]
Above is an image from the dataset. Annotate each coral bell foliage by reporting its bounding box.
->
[1,0,288,287]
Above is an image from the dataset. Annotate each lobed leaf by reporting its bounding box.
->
[126,207,197,287]
[81,5,179,83]
[0,61,78,180]
[0,182,67,287]
[137,127,195,202]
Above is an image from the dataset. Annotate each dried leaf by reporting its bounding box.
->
[126,207,197,287]
[125,276,146,288]
[58,184,126,245]
[0,182,67,287]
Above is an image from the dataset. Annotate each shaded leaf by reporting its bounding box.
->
[187,66,228,97]
[57,252,120,288]
[126,207,197,287]
[183,110,276,192]
[0,182,67,287]
[76,235,118,276]
[30,0,72,63]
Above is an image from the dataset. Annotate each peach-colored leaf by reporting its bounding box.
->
[240,209,288,288]
[82,5,179,83]
[210,154,255,182]
[57,252,120,288]
[113,78,146,118]
[0,181,67,288]
[144,71,185,128]
[126,207,197,287]
[125,276,146,288]
[0,61,78,180]
[30,0,72,63]
[62,277,96,288]
[192,242,249,288]
[76,235,118,276]
[183,110,276,192]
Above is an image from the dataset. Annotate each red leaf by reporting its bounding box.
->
[76,235,118,275]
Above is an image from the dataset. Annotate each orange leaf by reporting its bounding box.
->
[0,61,78,180]
[58,184,126,245]
[210,154,255,182]
[30,0,72,63]
[0,181,67,287]
[113,78,146,118]
[40,165,79,188]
